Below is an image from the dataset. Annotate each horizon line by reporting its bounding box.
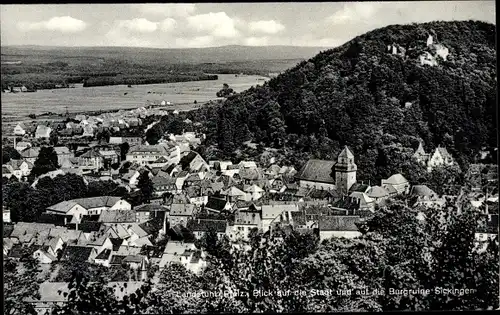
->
[2,44,332,50]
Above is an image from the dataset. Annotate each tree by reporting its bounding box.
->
[195,227,221,257]
[146,125,162,145]
[86,180,127,197]
[427,164,463,196]
[145,264,203,314]
[51,268,153,315]
[49,130,59,146]
[120,142,130,161]
[3,181,36,222]
[138,171,154,203]
[30,146,59,179]
[4,248,42,315]
[2,146,21,163]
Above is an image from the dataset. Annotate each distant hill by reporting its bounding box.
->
[1,45,329,64]
[189,20,497,182]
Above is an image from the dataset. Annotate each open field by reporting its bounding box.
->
[1,73,269,118]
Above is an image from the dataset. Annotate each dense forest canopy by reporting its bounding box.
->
[188,20,497,182]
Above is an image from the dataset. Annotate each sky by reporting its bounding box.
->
[0,2,495,48]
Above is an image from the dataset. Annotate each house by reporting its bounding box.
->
[152,175,177,197]
[3,166,14,179]
[94,249,113,267]
[122,169,141,188]
[126,145,169,166]
[184,185,208,206]
[4,159,33,179]
[229,210,262,241]
[410,185,445,208]
[33,236,64,264]
[35,125,52,139]
[82,125,95,137]
[75,114,87,122]
[13,123,26,136]
[366,186,390,204]
[99,150,120,165]
[318,216,362,240]
[159,240,197,269]
[261,204,300,233]
[239,161,258,169]
[61,245,97,263]
[222,164,240,177]
[306,188,339,202]
[204,196,231,213]
[174,171,190,191]
[98,209,137,223]
[32,247,57,264]
[9,222,56,245]
[3,207,12,223]
[78,149,104,171]
[179,151,208,172]
[15,141,32,152]
[296,146,357,194]
[381,174,410,195]
[413,143,455,172]
[187,219,227,239]
[20,147,40,164]
[124,137,143,147]
[168,203,196,226]
[54,146,74,165]
[474,214,498,253]
[46,196,131,223]
[134,204,168,223]
[348,192,375,210]
[221,186,246,202]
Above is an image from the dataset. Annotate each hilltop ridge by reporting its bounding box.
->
[189,20,497,182]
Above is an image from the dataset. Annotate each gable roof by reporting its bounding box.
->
[384,173,408,185]
[205,197,228,211]
[234,211,261,226]
[109,238,124,251]
[221,186,245,197]
[295,159,336,184]
[3,224,14,238]
[262,204,299,220]
[410,185,437,198]
[47,196,123,213]
[187,219,227,233]
[95,248,112,260]
[367,186,389,198]
[170,203,195,216]
[61,245,94,262]
[318,216,361,231]
[20,147,40,158]
[134,204,168,213]
[98,210,136,223]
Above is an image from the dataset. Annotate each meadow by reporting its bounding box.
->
[1,74,269,117]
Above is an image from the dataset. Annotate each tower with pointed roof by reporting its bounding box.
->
[335,146,357,195]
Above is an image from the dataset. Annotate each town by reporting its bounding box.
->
[2,102,498,313]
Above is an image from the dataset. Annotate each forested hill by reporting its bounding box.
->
[189,20,497,182]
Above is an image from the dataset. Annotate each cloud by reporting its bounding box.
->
[248,20,285,34]
[187,12,240,38]
[17,16,87,33]
[159,18,177,32]
[135,4,196,17]
[326,3,378,24]
[115,18,158,33]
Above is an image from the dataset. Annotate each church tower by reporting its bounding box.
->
[335,146,357,195]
